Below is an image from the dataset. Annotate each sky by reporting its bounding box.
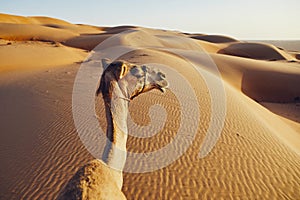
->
[1,0,299,40]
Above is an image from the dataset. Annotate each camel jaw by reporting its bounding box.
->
[155,82,168,93]
[158,87,166,93]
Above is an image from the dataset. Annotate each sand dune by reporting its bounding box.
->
[209,53,300,102]
[250,40,300,52]
[0,23,78,42]
[261,102,300,131]
[189,34,239,43]
[103,26,138,34]
[64,34,113,51]
[0,13,72,25]
[218,42,295,61]
[0,13,103,43]
[0,13,300,199]
[0,40,87,73]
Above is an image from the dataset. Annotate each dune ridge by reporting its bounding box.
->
[218,42,295,61]
[0,13,299,199]
[0,13,72,25]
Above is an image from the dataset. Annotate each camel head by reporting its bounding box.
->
[97,60,168,101]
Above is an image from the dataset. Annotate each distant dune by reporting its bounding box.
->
[0,13,299,200]
[249,40,300,52]
[190,34,239,43]
[218,42,294,61]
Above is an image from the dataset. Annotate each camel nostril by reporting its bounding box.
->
[158,72,166,79]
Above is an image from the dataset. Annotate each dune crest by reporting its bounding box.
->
[190,34,239,43]
[218,42,295,61]
[0,13,71,25]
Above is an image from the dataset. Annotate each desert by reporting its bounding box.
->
[0,13,299,199]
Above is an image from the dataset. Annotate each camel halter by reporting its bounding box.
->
[115,66,148,102]
[116,86,131,102]
[115,80,131,102]
[118,96,130,102]
[128,68,147,100]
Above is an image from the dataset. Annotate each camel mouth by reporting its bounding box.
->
[158,87,167,93]
[155,82,168,93]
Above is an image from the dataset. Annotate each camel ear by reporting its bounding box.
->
[119,63,128,79]
[101,58,111,69]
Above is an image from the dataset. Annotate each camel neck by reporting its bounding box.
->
[102,82,129,171]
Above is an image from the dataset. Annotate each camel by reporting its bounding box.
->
[57,60,168,200]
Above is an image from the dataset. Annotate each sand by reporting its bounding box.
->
[0,13,300,199]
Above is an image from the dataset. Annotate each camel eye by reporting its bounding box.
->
[130,66,143,78]
[141,65,148,72]
[130,66,138,74]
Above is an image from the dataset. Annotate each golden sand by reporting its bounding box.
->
[0,13,299,199]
